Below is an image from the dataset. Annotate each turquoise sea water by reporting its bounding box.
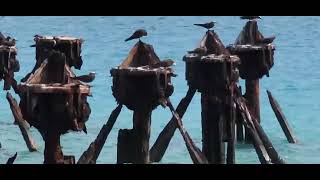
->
[0,16,318,164]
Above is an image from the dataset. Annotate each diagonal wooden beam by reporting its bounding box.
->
[150,87,196,162]
[235,97,272,164]
[6,92,37,152]
[77,104,123,164]
[267,90,297,143]
[166,98,208,164]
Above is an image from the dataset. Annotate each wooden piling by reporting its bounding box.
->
[245,80,260,123]
[201,93,225,164]
[118,109,152,164]
[6,92,37,152]
[244,79,260,143]
[77,104,122,164]
[150,87,196,162]
[226,94,236,164]
[112,40,175,164]
[267,90,297,143]
[236,86,244,142]
[132,109,152,164]
[227,20,276,135]
[16,37,91,164]
[236,111,244,141]
[44,128,64,164]
[117,129,136,164]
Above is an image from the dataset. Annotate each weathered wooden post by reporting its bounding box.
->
[110,38,175,164]
[0,45,20,91]
[77,104,123,164]
[183,29,240,164]
[0,33,37,152]
[0,33,20,91]
[18,36,92,164]
[227,18,276,142]
[22,35,83,82]
[267,90,297,143]
[6,92,37,152]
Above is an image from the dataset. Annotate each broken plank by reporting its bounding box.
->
[166,98,208,164]
[267,90,297,143]
[77,104,122,164]
[150,87,196,162]
[6,92,37,152]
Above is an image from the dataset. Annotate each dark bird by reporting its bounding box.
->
[150,59,175,68]
[188,46,207,56]
[2,39,16,46]
[71,72,95,83]
[125,29,147,42]
[241,16,261,20]
[6,152,17,164]
[194,21,216,30]
[83,124,87,134]
[5,36,11,41]
[34,34,42,38]
[257,36,276,44]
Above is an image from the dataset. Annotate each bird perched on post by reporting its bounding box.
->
[240,16,261,20]
[188,46,207,56]
[150,59,175,68]
[194,21,216,30]
[30,35,43,47]
[71,72,96,83]
[34,34,43,39]
[6,152,17,164]
[1,36,16,46]
[125,29,148,42]
[257,36,276,45]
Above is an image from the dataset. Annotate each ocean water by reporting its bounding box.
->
[0,16,318,164]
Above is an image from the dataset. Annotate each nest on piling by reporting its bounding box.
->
[18,50,91,137]
[227,21,276,79]
[33,35,84,70]
[111,41,175,111]
[184,30,240,97]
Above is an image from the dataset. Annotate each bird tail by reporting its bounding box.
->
[125,36,134,42]
[83,124,87,134]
